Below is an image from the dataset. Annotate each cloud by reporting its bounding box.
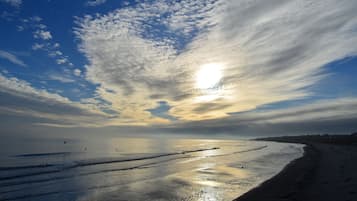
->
[74,0,357,125]
[165,97,357,135]
[56,58,68,64]
[32,43,44,50]
[0,10,17,21]
[75,0,219,124]
[30,16,42,22]
[181,98,357,127]
[48,73,75,83]
[86,0,106,7]
[25,18,73,66]
[16,25,24,31]
[53,43,60,48]
[74,68,81,76]
[0,0,22,8]
[0,50,26,67]
[0,73,111,127]
[33,30,52,40]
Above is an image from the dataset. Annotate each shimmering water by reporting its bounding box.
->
[0,136,303,201]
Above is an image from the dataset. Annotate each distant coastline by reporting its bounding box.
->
[234,133,357,201]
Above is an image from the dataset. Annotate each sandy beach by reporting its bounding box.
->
[234,134,357,201]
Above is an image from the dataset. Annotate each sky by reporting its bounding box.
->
[1,0,357,137]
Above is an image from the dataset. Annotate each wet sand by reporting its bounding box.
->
[234,134,357,201]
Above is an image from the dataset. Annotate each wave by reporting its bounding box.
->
[0,147,219,182]
[14,152,72,158]
[0,155,191,189]
[0,164,56,171]
[209,145,268,157]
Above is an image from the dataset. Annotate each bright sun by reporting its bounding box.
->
[195,63,223,90]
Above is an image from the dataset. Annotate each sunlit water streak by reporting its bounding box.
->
[0,137,303,201]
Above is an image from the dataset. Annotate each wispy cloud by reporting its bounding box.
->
[0,0,22,8]
[75,0,357,125]
[0,50,26,67]
[47,73,75,83]
[86,0,106,7]
[0,73,111,127]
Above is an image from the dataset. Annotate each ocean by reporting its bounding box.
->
[0,136,304,201]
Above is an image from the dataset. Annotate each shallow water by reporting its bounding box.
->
[0,136,303,201]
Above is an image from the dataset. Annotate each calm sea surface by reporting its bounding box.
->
[0,136,303,201]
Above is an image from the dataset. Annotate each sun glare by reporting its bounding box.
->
[195,63,223,90]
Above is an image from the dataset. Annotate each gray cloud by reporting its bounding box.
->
[193,102,231,114]
[0,73,111,127]
[167,97,357,135]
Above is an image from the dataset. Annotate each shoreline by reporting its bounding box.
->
[234,143,318,201]
[234,135,357,201]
